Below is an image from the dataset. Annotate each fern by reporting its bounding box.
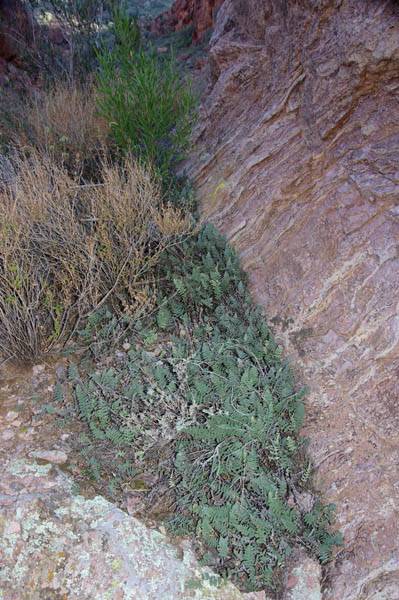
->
[173,276,186,297]
[89,421,106,440]
[71,222,342,594]
[243,544,256,583]
[217,536,229,558]
[53,381,64,404]
[157,304,173,330]
[75,384,92,419]
[68,362,78,382]
[89,456,101,480]
[294,399,306,429]
[301,460,312,485]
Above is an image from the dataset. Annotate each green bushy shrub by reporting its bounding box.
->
[95,6,198,179]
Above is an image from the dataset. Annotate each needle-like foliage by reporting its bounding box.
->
[95,6,198,180]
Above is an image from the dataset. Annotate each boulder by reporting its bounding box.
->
[184,1,399,598]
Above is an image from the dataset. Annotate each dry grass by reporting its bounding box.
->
[0,151,193,363]
[0,88,27,152]
[1,80,110,180]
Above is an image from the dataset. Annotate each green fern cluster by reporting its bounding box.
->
[72,224,342,593]
[154,223,248,327]
[167,321,342,588]
[71,225,251,459]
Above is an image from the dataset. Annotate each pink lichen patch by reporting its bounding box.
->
[5,520,21,535]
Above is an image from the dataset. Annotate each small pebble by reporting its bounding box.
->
[122,343,131,351]
[18,431,34,440]
[56,366,67,379]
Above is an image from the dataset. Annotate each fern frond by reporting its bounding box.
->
[53,381,64,404]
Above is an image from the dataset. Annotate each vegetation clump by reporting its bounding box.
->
[95,7,198,180]
[70,225,343,593]
[1,79,110,179]
[0,152,191,362]
[0,4,342,595]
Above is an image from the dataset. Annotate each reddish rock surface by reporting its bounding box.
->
[0,0,37,89]
[282,549,321,600]
[151,0,225,45]
[185,1,399,598]
[0,0,33,62]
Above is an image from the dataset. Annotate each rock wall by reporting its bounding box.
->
[185,1,399,598]
[151,0,225,44]
[0,0,36,87]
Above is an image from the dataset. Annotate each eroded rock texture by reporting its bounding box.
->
[151,0,225,44]
[185,1,399,598]
[0,459,269,600]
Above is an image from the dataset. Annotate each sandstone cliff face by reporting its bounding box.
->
[151,0,225,44]
[185,1,399,598]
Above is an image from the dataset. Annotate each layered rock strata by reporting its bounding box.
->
[185,1,399,598]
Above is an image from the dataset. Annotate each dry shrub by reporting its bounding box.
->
[2,80,110,180]
[0,151,193,363]
[0,88,28,151]
[0,152,16,190]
